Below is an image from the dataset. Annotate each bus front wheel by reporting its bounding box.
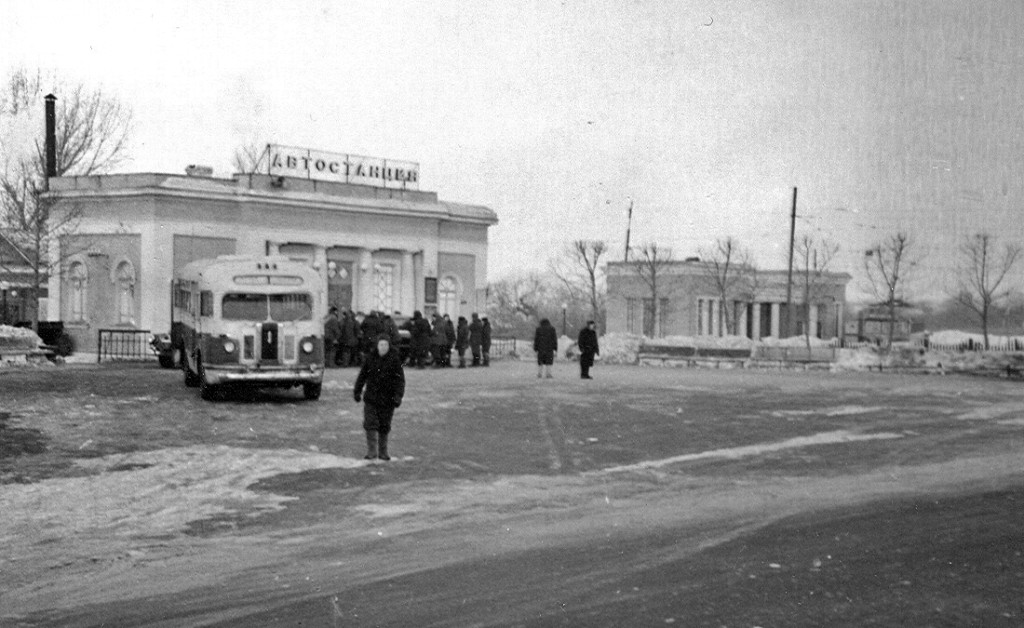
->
[199,360,219,401]
[183,350,200,388]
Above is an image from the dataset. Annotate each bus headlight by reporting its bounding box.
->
[301,340,315,354]
[223,339,236,354]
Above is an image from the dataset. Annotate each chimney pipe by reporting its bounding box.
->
[44,94,57,187]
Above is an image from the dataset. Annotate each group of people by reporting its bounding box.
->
[350,315,601,463]
[323,307,493,370]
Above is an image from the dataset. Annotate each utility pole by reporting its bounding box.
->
[785,187,797,338]
[623,197,633,262]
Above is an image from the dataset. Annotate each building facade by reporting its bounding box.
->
[43,162,498,352]
[606,260,851,340]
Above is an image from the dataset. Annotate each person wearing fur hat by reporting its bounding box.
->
[353,334,406,461]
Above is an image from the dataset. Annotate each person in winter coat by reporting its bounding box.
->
[409,310,432,369]
[430,313,447,368]
[353,334,406,461]
[533,318,558,379]
[323,307,343,368]
[360,311,382,361]
[576,320,600,379]
[443,314,456,367]
[481,316,492,366]
[341,310,360,367]
[468,313,484,366]
[455,316,470,368]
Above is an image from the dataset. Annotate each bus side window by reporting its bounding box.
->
[200,291,214,317]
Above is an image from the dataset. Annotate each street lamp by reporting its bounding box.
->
[561,302,568,337]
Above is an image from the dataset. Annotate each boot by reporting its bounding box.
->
[378,432,390,461]
[364,430,378,460]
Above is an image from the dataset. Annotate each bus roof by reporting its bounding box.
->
[177,255,321,287]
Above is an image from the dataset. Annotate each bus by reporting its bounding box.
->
[164,255,326,400]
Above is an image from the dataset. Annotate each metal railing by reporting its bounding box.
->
[97,328,154,363]
[489,337,519,358]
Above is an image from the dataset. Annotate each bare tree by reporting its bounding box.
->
[794,235,840,347]
[549,239,607,325]
[233,142,266,174]
[863,231,917,348]
[629,242,673,338]
[697,237,757,336]
[486,272,554,336]
[0,68,133,330]
[954,233,1021,349]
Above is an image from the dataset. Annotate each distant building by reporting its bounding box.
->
[848,301,925,345]
[606,259,851,340]
[41,146,498,351]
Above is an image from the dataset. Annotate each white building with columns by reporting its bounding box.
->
[43,149,498,352]
[606,260,850,341]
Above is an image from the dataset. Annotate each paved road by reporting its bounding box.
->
[2,360,1023,626]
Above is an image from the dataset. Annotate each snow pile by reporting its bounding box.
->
[927,329,1024,350]
[0,324,42,350]
[593,332,643,364]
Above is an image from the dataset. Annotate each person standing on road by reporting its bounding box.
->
[469,313,483,366]
[443,314,456,367]
[533,318,558,379]
[323,307,343,368]
[481,316,492,366]
[409,310,432,369]
[430,312,447,368]
[353,334,406,461]
[455,316,470,368]
[341,309,359,367]
[576,320,600,379]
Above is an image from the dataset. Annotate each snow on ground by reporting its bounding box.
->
[0,446,360,545]
[596,429,904,475]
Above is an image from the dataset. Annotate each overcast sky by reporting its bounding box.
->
[3,0,1023,299]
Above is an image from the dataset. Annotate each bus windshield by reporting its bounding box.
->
[222,293,313,321]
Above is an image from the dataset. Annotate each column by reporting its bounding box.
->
[46,237,61,321]
[266,240,281,256]
[400,251,415,316]
[770,302,781,338]
[809,303,819,338]
[313,245,328,312]
[709,299,719,336]
[357,248,374,313]
[738,302,748,339]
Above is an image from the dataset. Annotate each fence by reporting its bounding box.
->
[490,337,519,358]
[97,329,154,363]
[753,345,839,363]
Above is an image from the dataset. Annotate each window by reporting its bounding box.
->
[115,261,136,325]
[222,293,313,321]
[373,264,394,313]
[438,276,459,317]
[68,262,87,322]
[200,291,214,317]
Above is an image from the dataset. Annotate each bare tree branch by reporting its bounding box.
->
[954,233,1021,349]
[629,242,673,338]
[697,237,757,335]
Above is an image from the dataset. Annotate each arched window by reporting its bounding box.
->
[438,276,459,317]
[69,262,88,322]
[115,261,136,324]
